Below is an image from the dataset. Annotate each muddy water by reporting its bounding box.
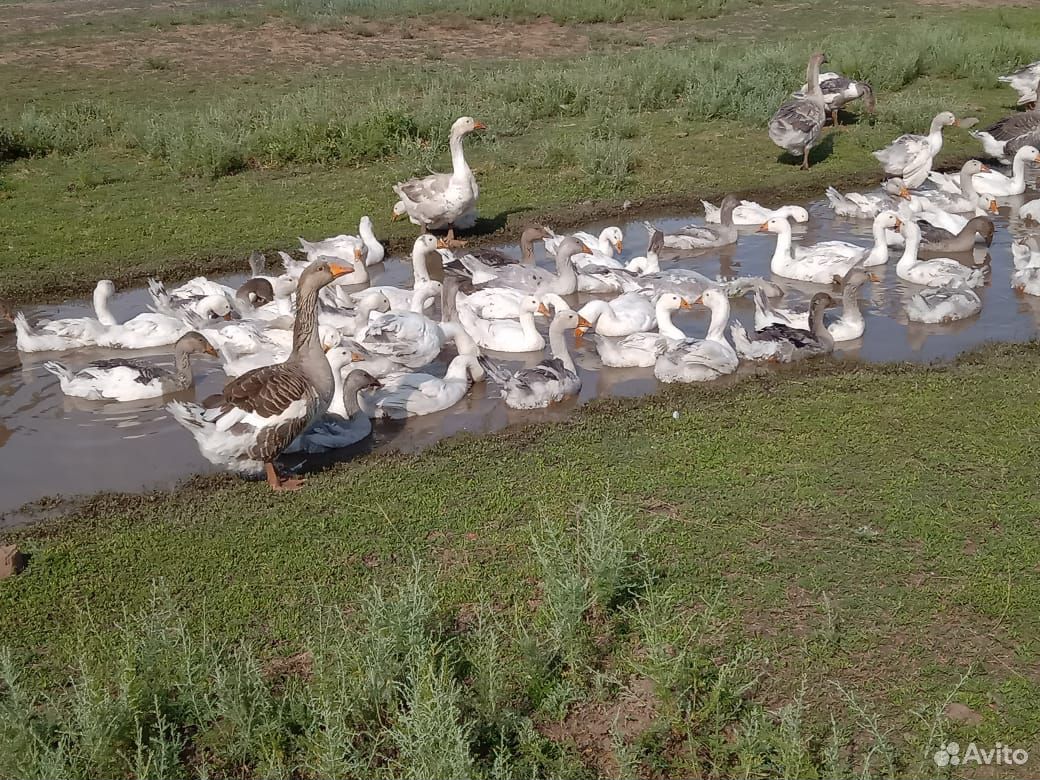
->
[2,190,1039,522]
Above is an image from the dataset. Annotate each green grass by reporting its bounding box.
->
[0,4,1038,300]
[3,345,1040,777]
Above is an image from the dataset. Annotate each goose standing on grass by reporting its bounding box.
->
[42,332,217,402]
[479,309,590,409]
[654,288,738,383]
[299,215,385,267]
[465,226,553,267]
[971,111,1040,164]
[768,51,828,170]
[283,352,381,454]
[918,215,994,253]
[364,355,485,419]
[168,261,351,491]
[392,116,486,243]
[702,199,810,226]
[873,111,959,188]
[754,268,877,341]
[905,283,982,323]
[971,145,1040,198]
[593,293,690,368]
[998,61,1040,110]
[13,279,118,352]
[798,71,875,127]
[645,195,740,250]
[895,220,985,288]
[731,292,835,362]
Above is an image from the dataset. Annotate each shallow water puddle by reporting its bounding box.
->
[2,189,1039,522]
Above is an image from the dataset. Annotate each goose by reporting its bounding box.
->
[593,293,690,368]
[1011,236,1040,294]
[246,251,296,299]
[455,237,587,295]
[95,295,233,351]
[392,116,486,241]
[356,281,468,369]
[577,292,656,337]
[971,145,1040,198]
[13,279,117,352]
[456,288,570,320]
[797,71,875,127]
[895,220,985,288]
[42,331,217,402]
[760,211,897,284]
[168,260,351,491]
[702,199,809,225]
[913,160,993,213]
[282,355,380,454]
[873,111,959,188]
[364,354,484,419]
[298,215,385,266]
[466,226,553,267]
[905,283,982,323]
[645,194,739,250]
[998,61,1040,109]
[731,292,834,362]
[342,341,412,379]
[768,51,828,169]
[654,288,738,383]
[235,278,276,311]
[754,268,876,341]
[824,180,908,219]
[147,280,242,324]
[350,279,443,315]
[1022,199,1040,222]
[479,309,589,409]
[318,291,391,336]
[456,293,549,352]
[218,325,343,378]
[970,112,1040,164]
[918,215,994,253]
[544,227,623,259]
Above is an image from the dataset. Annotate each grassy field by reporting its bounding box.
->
[2,345,1040,777]
[1,0,1038,300]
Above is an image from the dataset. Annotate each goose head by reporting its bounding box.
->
[758,216,792,235]
[344,368,382,395]
[174,330,218,358]
[648,229,665,255]
[197,295,236,321]
[236,277,275,308]
[299,259,352,294]
[391,201,408,222]
[657,293,690,313]
[875,210,902,232]
[324,345,361,373]
[451,116,488,137]
[599,226,624,254]
[934,111,959,129]
[1016,144,1040,164]
[962,159,989,176]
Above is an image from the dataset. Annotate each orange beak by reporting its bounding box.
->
[577,242,592,254]
[1034,154,1040,163]
[868,273,881,282]
[473,121,487,130]
[614,239,623,253]
[757,222,769,233]
[898,187,910,200]
[536,302,551,317]
[328,263,351,277]
[222,312,234,321]
[323,343,332,353]
[351,351,365,361]
[577,315,593,329]
[952,118,960,127]
[436,238,449,249]
[391,210,400,221]
[680,297,694,309]
[989,200,999,214]
[354,247,364,261]
[691,296,703,306]
[204,345,218,357]
[980,163,991,173]
[894,217,903,230]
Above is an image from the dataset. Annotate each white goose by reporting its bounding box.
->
[971,145,1040,198]
[905,283,982,323]
[364,354,484,419]
[351,279,442,315]
[702,200,809,225]
[825,180,908,219]
[43,331,217,402]
[873,111,959,188]
[392,116,486,239]
[895,220,985,288]
[544,227,623,263]
[456,294,549,352]
[761,212,896,284]
[298,215,386,267]
[1011,236,1040,295]
[998,61,1040,109]
[754,268,877,341]
[480,310,589,409]
[577,292,655,337]
[456,288,570,320]
[13,279,118,352]
[654,288,738,383]
[593,293,689,368]
[456,237,586,296]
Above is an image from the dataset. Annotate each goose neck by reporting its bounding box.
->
[93,287,119,327]
[657,304,685,339]
[705,297,731,342]
[548,321,575,373]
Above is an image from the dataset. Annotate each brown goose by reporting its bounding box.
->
[918,215,995,253]
[168,260,350,491]
[465,225,553,267]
